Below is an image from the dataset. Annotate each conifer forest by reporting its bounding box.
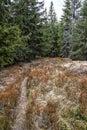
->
[0,0,87,130]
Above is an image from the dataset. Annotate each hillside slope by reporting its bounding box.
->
[0,58,87,130]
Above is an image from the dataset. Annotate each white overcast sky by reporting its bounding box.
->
[39,0,84,21]
[44,0,64,21]
[38,0,64,21]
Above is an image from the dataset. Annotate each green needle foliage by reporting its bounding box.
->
[72,0,87,60]
[0,0,87,68]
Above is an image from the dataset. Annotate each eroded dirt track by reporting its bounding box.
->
[12,77,28,130]
[0,58,87,130]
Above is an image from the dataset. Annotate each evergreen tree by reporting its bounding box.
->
[29,0,45,57]
[72,0,87,60]
[58,21,64,56]
[41,8,52,56]
[47,1,59,57]
[0,0,29,67]
[0,0,86,68]
[70,0,81,24]
[0,0,11,25]
[0,25,29,67]
[61,0,72,57]
[61,0,81,58]
[12,0,45,58]
[11,0,31,35]
[48,1,57,23]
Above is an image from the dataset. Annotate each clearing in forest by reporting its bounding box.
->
[0,58,87,130]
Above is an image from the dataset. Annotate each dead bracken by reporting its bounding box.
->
[0,58,87,130]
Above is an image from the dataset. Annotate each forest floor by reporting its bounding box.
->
[0,57,87,130]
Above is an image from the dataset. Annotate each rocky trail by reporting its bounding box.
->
[0,58,87,130]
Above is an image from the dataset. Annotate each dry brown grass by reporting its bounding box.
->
[0,64,30,130]
[1,58,87,130]
[79,76,87,115]
[42,100,59,130]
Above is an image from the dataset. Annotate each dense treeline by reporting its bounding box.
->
[0,0,87,68]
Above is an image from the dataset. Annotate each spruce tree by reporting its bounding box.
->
[61,0,81,58]
[70,0,81,24]
[58,21,64,57]
[0,0,11,25]
[47,1,59,57]
[29,0,45,57]
[41,8,52,56]
[0,0,29,67]
[12,0,45,58]
[61,0,72,57]
[72,0,87,60]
